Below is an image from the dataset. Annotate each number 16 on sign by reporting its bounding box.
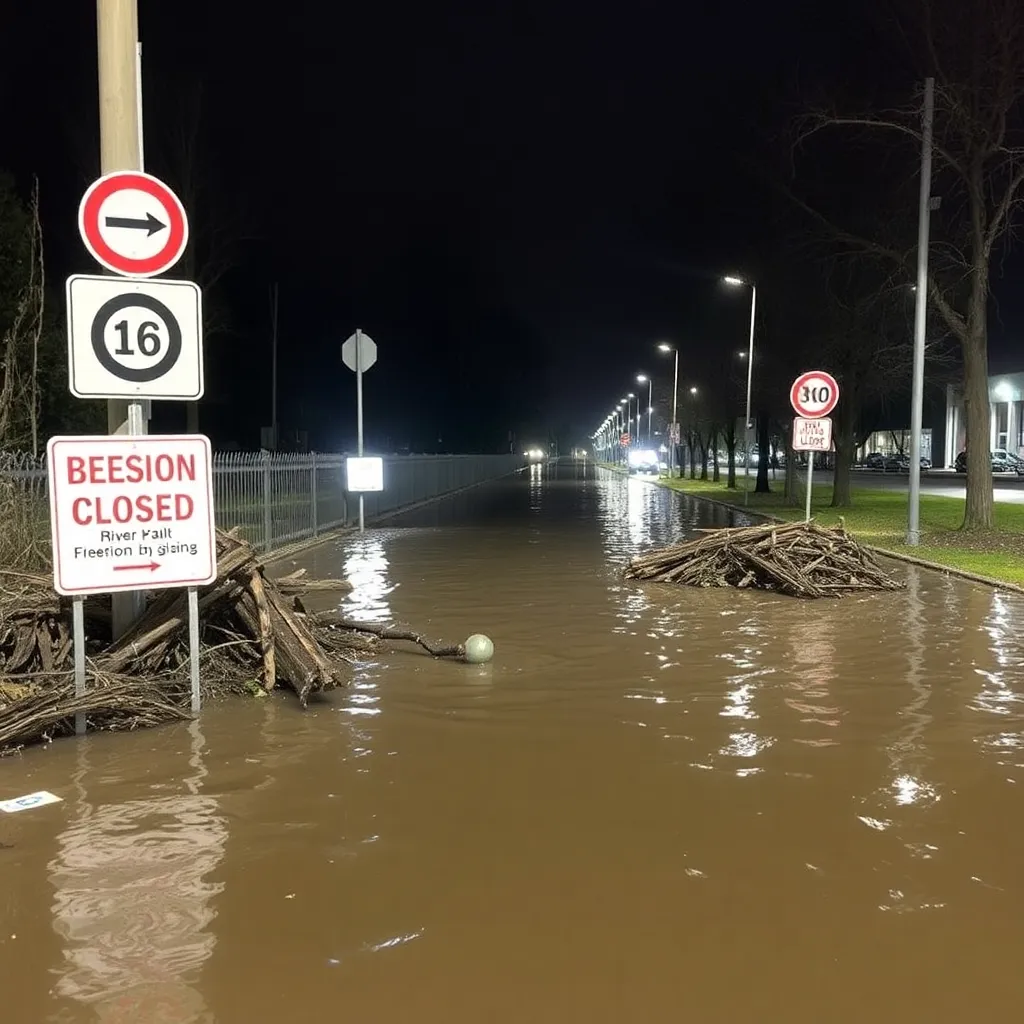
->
[789,371,839,521]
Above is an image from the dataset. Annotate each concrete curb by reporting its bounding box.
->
[864,546,1024,596]
[606,466,1024,596]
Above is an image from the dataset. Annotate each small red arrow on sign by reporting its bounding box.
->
[113,562,161,573]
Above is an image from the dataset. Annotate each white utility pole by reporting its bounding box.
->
[907,77,935,546]
[742,285,757,505]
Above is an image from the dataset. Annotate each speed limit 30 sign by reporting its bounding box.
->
[66,274,204,400]
[790,370,839,419]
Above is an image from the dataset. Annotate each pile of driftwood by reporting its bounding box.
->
[624,520,905,598]
[0,530,379,753]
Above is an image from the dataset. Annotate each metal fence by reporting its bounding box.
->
[0,450,523,554]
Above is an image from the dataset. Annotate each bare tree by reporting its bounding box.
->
[0,177,44,453]
[813,263,928,506]
[791,0,1024,530]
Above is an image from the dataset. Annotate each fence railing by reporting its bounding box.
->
[0,451,523,555]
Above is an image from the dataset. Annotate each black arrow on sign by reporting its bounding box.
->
[104,212,166,236]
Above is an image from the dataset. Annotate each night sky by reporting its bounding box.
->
[1,1,1021,452]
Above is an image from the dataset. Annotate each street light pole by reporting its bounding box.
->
[658,343,680,477]
[725,277,757,504]
[743,286,756,506]
[907,77,934,547]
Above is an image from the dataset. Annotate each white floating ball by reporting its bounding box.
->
[464,633,494,664]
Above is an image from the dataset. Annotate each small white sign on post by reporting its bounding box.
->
[792,416,833,452]
[790,371,840,522]
[341,329,378,532]
[47,434,218,596]
[346,456,384,493]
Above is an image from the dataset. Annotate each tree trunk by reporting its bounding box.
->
[755,413,770,493]
[711,429,720,482]
[831,417,856,508]
[961,276,993,530]
[726,439,737,488]
[699,432,709,481]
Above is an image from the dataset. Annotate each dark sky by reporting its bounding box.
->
[1,1,1020,451]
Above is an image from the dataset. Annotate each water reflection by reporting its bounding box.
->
[785,611,841,747]
[527,462,545,514]
[973,590,1024,717]
[49,722,225,1022]
[339,535,395,625]
[884,567,938,810]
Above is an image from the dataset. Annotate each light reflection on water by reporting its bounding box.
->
[48,722,225,1022]
[339,535,395,625]
[335,534,397,723]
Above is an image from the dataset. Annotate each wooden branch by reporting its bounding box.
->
[248,570,276,691]
[795,111,968,180]
[318,614,466,659]
[985,162,1024,255]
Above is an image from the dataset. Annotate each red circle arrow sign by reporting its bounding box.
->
[78,171,189,278]
[790,370,839,419]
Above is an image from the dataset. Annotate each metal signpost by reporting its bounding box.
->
[61,163,212,730]
[789,370,840,523]
[341,329,378,532]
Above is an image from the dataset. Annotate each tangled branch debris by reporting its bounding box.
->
[0,530,378,754]
[318,614,467,659]
[624,520,905,598]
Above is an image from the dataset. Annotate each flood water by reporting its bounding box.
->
[3,460,1024,1022]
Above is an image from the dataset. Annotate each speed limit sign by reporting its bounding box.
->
[65,274,204,400]
[790,370,839,419]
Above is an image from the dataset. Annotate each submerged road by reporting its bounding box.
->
[3,460,1024,1022]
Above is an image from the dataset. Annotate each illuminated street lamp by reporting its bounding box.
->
[636,373,653,443]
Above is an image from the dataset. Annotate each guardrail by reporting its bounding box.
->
[0,450,523,554]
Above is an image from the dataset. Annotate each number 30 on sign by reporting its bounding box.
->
[790,370,839,419]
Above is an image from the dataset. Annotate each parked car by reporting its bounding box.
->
[992,449,1024,473]
[864,452,885,470]
[884,454,910,473]
[954,449,1024,474]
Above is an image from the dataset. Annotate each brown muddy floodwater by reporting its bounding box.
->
[3,460,1024,1022]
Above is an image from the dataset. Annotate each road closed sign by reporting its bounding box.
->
[47,435,217,596]
[792,416,834,452]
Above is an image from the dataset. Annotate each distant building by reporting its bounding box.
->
[857,429,933,463]
[944,371,1024,466]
